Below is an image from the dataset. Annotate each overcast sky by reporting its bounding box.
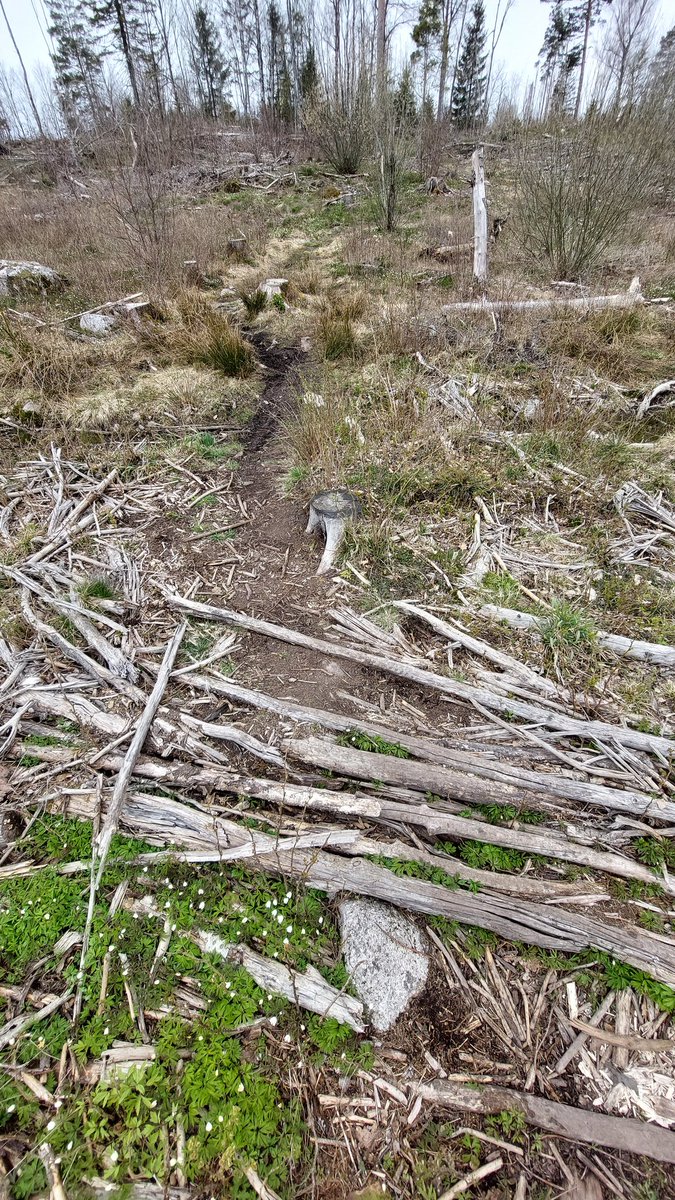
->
[0,0,670,97]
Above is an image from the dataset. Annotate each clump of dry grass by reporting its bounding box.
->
[154,290,256,377]
[543,305,671,384]
[317,291,367,360]
[0,312,135,403]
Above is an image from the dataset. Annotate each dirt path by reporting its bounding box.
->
[219,334,371,715]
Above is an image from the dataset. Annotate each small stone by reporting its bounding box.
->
[338,899,428,1032]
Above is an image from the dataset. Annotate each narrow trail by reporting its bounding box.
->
[221,334,370,714]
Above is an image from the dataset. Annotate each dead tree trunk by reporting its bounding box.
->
[472,144,488,287]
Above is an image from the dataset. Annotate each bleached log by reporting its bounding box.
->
[54,784,675,987]
[281,735,671,892]
[192,931,364,1030]
[414,1077,675,1163]
[472,145,488,286]
[164,594,674,757]
[167,670,669,819]
[443,276,643,316]
[479,603,675,670]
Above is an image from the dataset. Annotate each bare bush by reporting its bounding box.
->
[512,117,658,279]
[304,77,372,175]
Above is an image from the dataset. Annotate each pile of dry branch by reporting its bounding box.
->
[2,449,675,1171]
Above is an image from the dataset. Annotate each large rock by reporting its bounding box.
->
[0,260,67,297]
[338,899,428,1032]
[80,312,118,336]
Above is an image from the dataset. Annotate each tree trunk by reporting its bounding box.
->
[0,0,45,136]
[472,143,488,285]
[376,0,387,92]
[574,0,593,118]
[112,0,141,106]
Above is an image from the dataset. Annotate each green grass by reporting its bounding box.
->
[241,289,267,318]
[538,600,596,649]
[337,729,411,757]
[0,815,363,1199]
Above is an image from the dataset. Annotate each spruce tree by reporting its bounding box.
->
[192,4,228,118]
[299,43,318,101]
[451,0,487,127]
[47,0,105,130]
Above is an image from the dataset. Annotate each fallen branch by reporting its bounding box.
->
[440,1156,503,1200]
[414,1076,675,1163]
[282,735,670,892]
[442,276,643,316]
[95,621,186,880]
[164,595,674,758]
[567,1016,675,1053]
[166,670,672,820]
[55,784,675,987]
[479,603,675,670]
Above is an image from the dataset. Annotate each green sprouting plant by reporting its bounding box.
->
[539,600,596,649]
[272,292,286,312]
[371,854,466,891]
[486,1108,527,1144]
[635,837,675,871]
[78,576,118,601]
[337,729,411,758]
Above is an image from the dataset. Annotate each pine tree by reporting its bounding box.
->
[411,0,441,110]
[451,0,487,127]
[538,0,583,114]
[192,4,228,118]
[47,0,105,130]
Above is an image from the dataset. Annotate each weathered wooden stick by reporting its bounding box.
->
[472,145,488,286]
[56,785,675,986]
[192,930,364,1030]
[414,1077,675,1163]
[164,595,674,757]
[443,276,643,316]
[27,468,118,564]
[37,1143,69,1200]
[394,600,556,692]
[95,622,186,882]
[480,603,675,670]
[567,1015,675,1052]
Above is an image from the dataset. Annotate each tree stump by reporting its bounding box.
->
[306,489,362,575]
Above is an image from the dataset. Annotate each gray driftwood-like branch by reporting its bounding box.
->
[164,593,674,757]
[479,603,675,670]
[442,276,643,316]
[55,783,675,987]
[414,1078,675,1163]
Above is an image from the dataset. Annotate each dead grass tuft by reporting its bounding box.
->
[0,313,135,402]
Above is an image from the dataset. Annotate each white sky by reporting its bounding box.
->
[0,0,670,96]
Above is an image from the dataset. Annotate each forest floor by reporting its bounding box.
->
[1,136,675,1200]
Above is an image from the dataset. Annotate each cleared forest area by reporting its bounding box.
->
[0,12,675,1194]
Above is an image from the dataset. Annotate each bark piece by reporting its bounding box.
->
[415,1077,675,1163]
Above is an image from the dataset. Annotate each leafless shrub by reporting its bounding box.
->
[304,77,372,175]
[512,117,658,279]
